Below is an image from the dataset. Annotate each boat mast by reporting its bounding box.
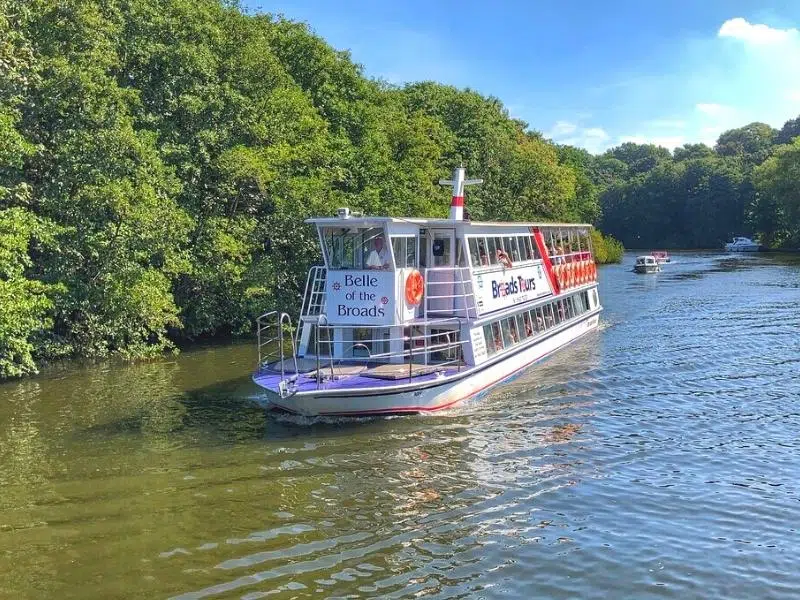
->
[439,166,482,221]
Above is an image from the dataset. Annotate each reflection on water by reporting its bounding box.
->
[2,252,800,598]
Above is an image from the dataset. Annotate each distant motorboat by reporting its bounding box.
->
[634,255,661,274]
[651,250,670,264]
[724,237,761,252]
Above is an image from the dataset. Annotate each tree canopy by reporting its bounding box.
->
[597,118,800,249]
[0,0,617,378]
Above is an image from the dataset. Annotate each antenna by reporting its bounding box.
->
[439,165,482,220]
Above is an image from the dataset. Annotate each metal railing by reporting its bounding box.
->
[256,311,299,380]
[308,317,468,389]
[423,266,477,320]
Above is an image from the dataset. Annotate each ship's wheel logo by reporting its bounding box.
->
[381,296,389,305]
[332,282,341,291]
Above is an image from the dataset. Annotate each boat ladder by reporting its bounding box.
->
[300,266,327,318]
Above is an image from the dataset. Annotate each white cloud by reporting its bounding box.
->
[547,121,578,137]
[583,127,609,141]
[719,18,798,46]
[787,90,800,102]
[545,121,611,153]
[696,103,734,117]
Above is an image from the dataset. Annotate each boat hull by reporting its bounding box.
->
[634,265,660,274]
[725,245,760,252]
[255,312,600,416]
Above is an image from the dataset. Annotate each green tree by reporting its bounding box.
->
[753,138,800,246]
[776,116,800,145]
[673,143,714,162]
[715,122,776,165]
[604,142,671,175]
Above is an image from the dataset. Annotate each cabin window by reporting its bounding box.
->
[519,236,532,261]
[527,236,540,260]
[469,238,481,266]
[391,236,418,269]
[486,237,499,265]
[505,236,522,263]
[307,325,331,356]
[483,324,496,356]
[352,327,373,358]
[491,322,503,353]
[501,318,516,346]
[516,313,528,340]
[534,308,545,332]
[321,226,389,270]
[545,304,556,327]
[457,239,467,267]
[432,234,451,267]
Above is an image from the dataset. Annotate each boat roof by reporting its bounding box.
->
[306,216,593,229]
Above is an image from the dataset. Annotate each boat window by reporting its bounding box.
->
[545,304,555,328]
[529,236,541,260]
[392,237,406,268]
[534,308,544,333]
[406,236,417,268]
[491,322,504,353]
[486,237,500,265]
[516,313,528,339]
[505,236,522,263]
[418,233,428,268]
[320,226,390,270]
[307,325,331,356]
[391,236,417,269]
[432,233,451,267]
[469,237,481,266]
[352,327,374,358]
[457,239,467,267]
[483,324,496,356]
[518,235,531,261]
[501,318,516,347]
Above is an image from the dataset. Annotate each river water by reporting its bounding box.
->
[2,251,800,599]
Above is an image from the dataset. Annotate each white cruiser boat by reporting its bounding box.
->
[724,237,761,252]
[651,250,670,264]
[634,255,661,274]
[252,167,602,416]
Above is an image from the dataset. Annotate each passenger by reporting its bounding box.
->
[524,316,533,337]
[366,235,391,270]
[494,332,503,352]
[478,243,489,266]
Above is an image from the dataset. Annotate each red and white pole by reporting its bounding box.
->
[449,167,466,220]
[439,166,482,221]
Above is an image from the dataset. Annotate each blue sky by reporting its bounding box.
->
[242,0,800,154]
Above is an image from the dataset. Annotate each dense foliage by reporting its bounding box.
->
[597,121,800,249]
[1,0,621,378]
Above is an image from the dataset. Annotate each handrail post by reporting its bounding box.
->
[316,325,321,388]
[408,328,413,382]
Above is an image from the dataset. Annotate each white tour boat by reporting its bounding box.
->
[633,255,661,274]
[724,237,761,252]
[252,167,603,416]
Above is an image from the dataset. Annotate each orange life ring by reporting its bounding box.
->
[405,269,424,305]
